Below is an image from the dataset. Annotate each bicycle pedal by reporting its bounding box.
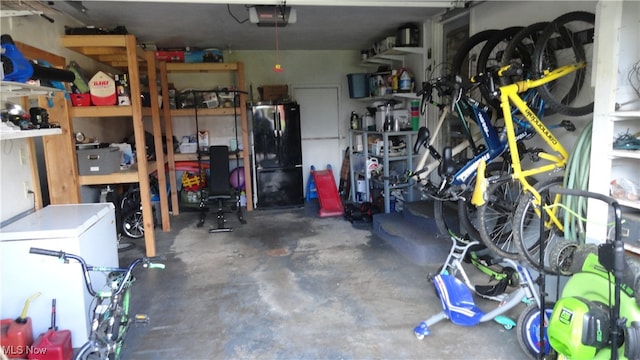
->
[134,314,149,324]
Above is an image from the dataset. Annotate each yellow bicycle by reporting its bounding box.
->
[472,11,595,273]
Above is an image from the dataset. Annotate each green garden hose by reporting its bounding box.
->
[562,119,593,243]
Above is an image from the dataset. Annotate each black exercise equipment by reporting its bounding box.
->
[207,146,234,233]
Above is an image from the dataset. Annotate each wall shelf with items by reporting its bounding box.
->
[0,35,82,212]
[586,0,639,255]
[349,129,419,213]
[362,47,425,66]
[61,34,166,257]
[158,61,252,213]
[1,81,64,141]
[609,110,640,210]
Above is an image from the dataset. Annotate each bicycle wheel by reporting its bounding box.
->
[451,29,501,106]
[433,161,511,241]
[74,341,107,360]
[120,187,144,239]
[500,22,550,85]
[476,26,524,107]
[476,176,534,260]
[516,303,554,360]
[532,11,595,116]
[512,177,566,273]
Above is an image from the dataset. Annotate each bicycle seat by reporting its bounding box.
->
[433,274,484,326]
[413,127,430,154]
[438,146,455,177]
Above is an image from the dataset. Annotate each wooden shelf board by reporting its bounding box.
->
[78,169,139,185]
[165,62,239,72]
[174,152,244,162]
[170,107,240,116]
[70,106,133,117]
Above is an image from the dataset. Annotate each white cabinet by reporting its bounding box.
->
[349,129,419,213]
[0,204,118,347]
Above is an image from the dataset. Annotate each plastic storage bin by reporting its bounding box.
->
[347,73,369,99]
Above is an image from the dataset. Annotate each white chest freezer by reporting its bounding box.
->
[0,203,119,347]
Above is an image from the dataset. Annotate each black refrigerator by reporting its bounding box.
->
[251,102,304,208]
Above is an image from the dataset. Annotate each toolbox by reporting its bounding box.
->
[76,146,120,176]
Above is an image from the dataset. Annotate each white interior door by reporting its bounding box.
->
[292,85,342,194]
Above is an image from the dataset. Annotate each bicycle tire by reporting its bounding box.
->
[452,29,501,78]
[451,29,501,107]
[547,238,579,276]
[498,22,555,118]
[74,341,107,360]
[122,209,144,239]
[434,198,460,238]
[516,303,554,359]
[476,176,536,260]
[500,22,550,84]
[476,26,524,108]
[433,161,510,241]
[120,187,144,239]
[532,11,595,116]
[512,176,566,273]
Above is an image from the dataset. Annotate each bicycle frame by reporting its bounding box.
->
[413,84,536,192]
[473,62,586,231]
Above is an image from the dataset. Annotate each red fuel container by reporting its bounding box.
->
[1,317,34,357]
[28,329,73,360]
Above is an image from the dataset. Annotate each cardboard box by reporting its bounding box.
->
[76,147,120,175]
[259,85,288,102]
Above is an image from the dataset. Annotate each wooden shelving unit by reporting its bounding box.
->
[159,61,253,213]
[61,34,167,257]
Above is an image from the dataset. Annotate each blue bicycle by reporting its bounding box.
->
[412,74,574,258]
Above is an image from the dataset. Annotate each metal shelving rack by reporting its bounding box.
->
[349,129,419,213]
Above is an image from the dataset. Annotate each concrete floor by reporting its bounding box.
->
[118,203,530,359]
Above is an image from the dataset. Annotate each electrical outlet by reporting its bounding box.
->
[23,181,30,198]
[19,148,27,165]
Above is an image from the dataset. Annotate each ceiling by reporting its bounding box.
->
[35,1,466,51]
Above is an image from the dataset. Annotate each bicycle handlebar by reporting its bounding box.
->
[29,247,165,297]
[29,247,64,257]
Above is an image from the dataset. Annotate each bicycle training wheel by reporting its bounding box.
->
[516,303,554,360]
[532,11,595,116]
[512,177,566,273]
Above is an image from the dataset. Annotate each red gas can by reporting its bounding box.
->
[28,329,73,360]
[1,317,34,357]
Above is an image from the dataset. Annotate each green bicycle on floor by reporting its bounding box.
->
[29,247,165,360]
